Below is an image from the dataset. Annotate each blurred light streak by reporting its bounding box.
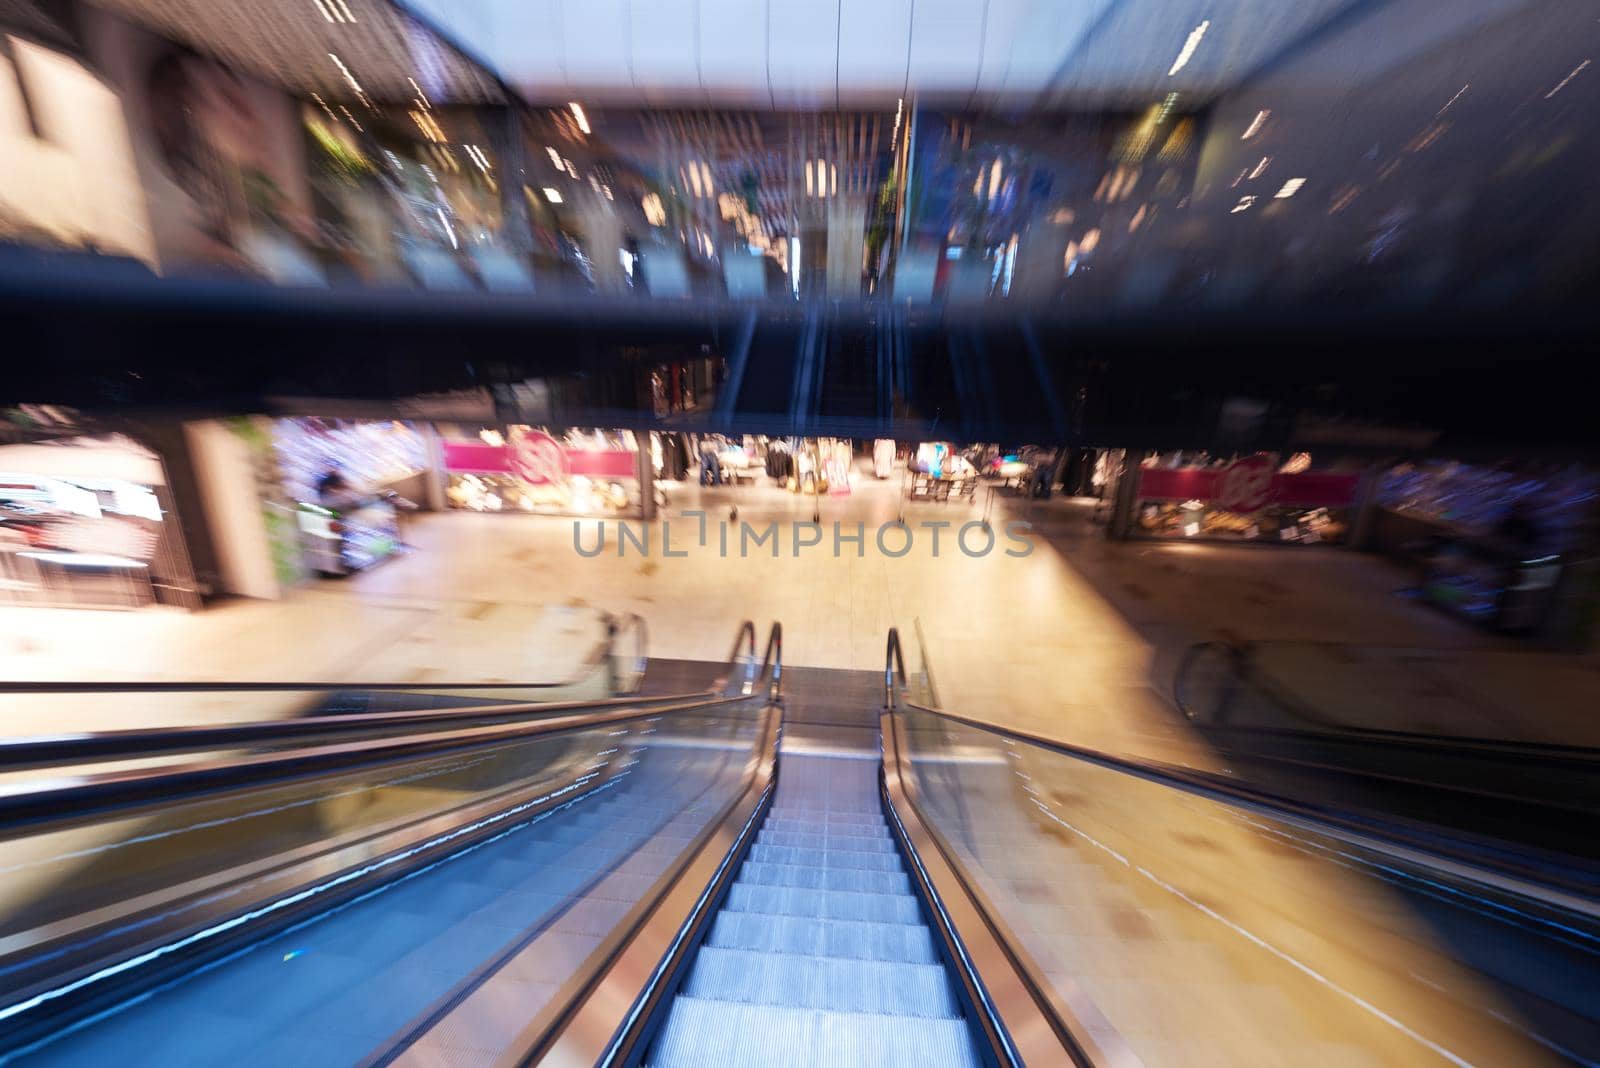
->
[1231,195,1256,214]
[1240,109,1269,140]
[569,101,591,133]
[1168,20,1209,77]
[1248,156,1271,180]
[542,187,563,204]
[1545,59,1589,98]
[1436,83,1469,117]
[408,77,431,110]
[1274,177,1305,198]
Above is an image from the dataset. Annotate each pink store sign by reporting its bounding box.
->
[443,439,636,482]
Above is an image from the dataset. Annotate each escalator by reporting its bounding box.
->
[1172,640,1600,863]
[726,311,810,418]
[647,752,981,1066]
[1,624,1597,1066]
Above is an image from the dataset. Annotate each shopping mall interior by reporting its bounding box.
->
[2,0,1599,1065]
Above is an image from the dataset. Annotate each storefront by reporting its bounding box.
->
[440,426,645,517]
[1123,452,1364,545]
[272,418,426,576]
[0,436,199,609]
[1373,461,1598,635]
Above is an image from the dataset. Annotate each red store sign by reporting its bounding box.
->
[1138,458,1359,511]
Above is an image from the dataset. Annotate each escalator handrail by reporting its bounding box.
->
[723,619,783,701]
[0,694,744,834]
[1174,639,1600,761]
[884,623,907,708]
[0,692,707,774]
[0,621,783,833]
[0,609,648,696]
[887,682,1600,909]
[883,627,1093,1067]
[0,615,743,773]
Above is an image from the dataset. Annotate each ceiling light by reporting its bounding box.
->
[313,0,356,23]
[569,102,590,134]
[328,53,361,94]
[408,77,431,110]
[543,187,563,204]
[1240,109,1268,140]
[1168,20,1209,77]
[546,147,563,170]
[1436,84,1468,117]
[1231,195,1256,214]
[1545,59,1589,99]
[1274,178,1305,199]
[643,193,665,225]
[1248,156,1270,180]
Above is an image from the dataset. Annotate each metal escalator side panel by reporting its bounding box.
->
[878,709,1117,1068]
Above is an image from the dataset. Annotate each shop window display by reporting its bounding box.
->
[270,419,426,576]
[443,427,640,516]
[907,442,977,502]
[1134,452,1360,544]
[272,419,427,503]
[1375,461,1596,634]
[0,437,178,608]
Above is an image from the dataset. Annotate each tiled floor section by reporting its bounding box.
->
[3,463,1593,748]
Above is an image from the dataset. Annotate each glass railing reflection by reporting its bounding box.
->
[894,705,1598,1066]
[0,706,764,1064]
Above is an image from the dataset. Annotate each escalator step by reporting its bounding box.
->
[747,844,904,873]
[723,883,924,925]
[767,807,885,827]
[682,947,959,1017]
[762,818,890,839]
[707,912,939,964]
[737,862,910,895]
[648,998,981,1068]
[757,829,899,853]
